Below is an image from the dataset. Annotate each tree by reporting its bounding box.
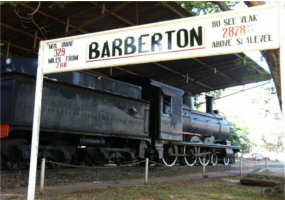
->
[243,2,282,112]
[176,1,239,15]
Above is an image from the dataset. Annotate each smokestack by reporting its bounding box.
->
[206,96,214,114]
[183,92,194,109]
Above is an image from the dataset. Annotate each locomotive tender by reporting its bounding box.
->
[1,58,240,170]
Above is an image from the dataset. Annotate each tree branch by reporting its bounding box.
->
[208,1,231,11]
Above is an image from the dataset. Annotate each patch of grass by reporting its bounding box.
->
[267,164,284,167]
[234,161,246,164]
[19,176,274,200]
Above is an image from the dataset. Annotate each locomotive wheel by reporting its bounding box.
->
[2,155,26,171]
[198,148,210,166]
[210,153,218,166]
[183,146,197,166]
[223,157,230,165]
[162,145,177,167]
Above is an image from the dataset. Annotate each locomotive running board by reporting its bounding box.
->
[170,152,211,157]
[171,141,241,150]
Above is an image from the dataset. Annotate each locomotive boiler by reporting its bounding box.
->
[1,58,239,170]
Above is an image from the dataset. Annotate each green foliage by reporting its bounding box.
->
[194,89,224,109]
[261,131,283,151]
[234,56,271,83]
[176,1,239,16]
[0,1,22,6]
[156,1,169,8]
[228,121,250,146]
[252,83,281,119]
[0,1,72,9]
[48,1,73,9]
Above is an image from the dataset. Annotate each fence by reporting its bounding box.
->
[39,156,251,194]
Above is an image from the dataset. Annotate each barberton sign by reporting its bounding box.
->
[42,4,280,74]
[29,3,285,199]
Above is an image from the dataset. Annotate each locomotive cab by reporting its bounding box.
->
[113,75,184,142]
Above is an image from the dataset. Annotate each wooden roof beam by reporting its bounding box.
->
[89,2,135,26]
[193,58,242,85]
[67,2,132,35]
[1,22,45,41]
[178,64,245,88]
[167,3,191,18]
[153,62,213,90]
[18,2,89,34]
[1,40,38,55]
[235,53,264,74]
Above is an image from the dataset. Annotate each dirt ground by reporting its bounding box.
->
[1,159,284,199]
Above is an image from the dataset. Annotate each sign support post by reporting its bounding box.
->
[279,2,285,159]
[27,41,45,200]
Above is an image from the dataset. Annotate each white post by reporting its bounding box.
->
[27,41,45,200]
[40,158,46,194]
[202,156,205,178]
[145,158,149,185]
[239,156,242,176]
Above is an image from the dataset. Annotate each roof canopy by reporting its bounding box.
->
[1,1,270,94]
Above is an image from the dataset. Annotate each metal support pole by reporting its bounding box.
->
[145,158,149,185]
[239,156,242,176]
[265,158,268,168]
[40,158,46,194]
[33,31,38,50]
[27,41,45,200]
[255,157,257,167]
[202,156,205,178]
[6,42,10,58]
[66,18,70,33]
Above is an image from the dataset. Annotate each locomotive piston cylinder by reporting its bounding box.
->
[79,137,105,146]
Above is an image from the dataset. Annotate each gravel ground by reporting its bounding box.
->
[1,161,241,191]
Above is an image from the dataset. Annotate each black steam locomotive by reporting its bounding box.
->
[1,58,240,170]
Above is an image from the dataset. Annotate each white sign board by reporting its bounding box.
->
[42,4,280,74]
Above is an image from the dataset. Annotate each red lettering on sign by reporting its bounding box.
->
[223,25,246,38]
[56,62,67,68]
[54,48,66,57]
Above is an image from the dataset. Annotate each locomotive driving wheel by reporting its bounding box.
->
[183,146,197,166]
[210,153,218,166]
[162,144,177,167]
[223,157,230,165]
[1,155,26,171]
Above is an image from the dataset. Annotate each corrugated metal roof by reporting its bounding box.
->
[0,1,270,95]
